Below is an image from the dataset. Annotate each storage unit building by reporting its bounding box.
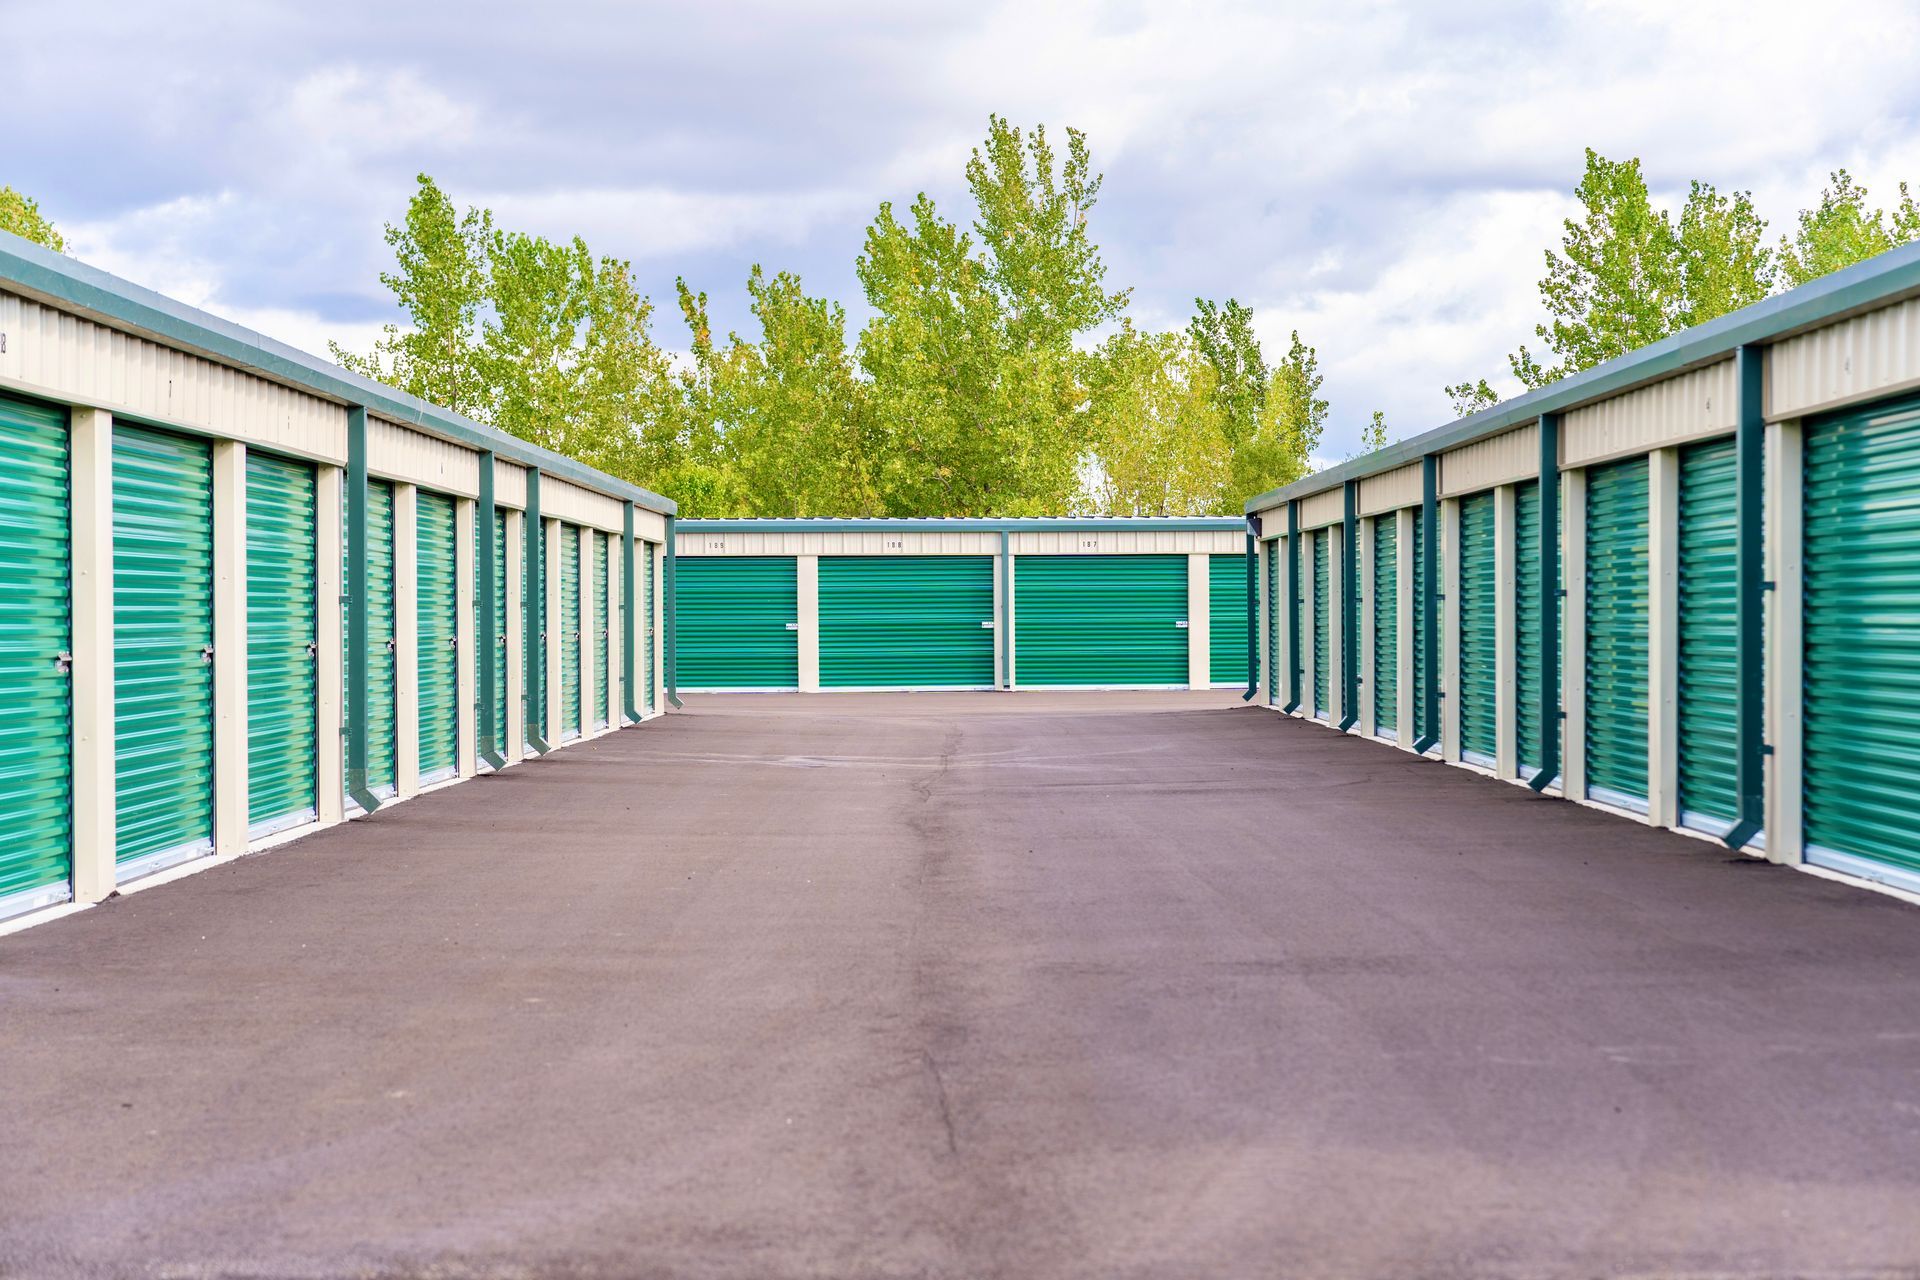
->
[1243,239,1920,904]
[0,236,676,927]
[675,519,1247,692]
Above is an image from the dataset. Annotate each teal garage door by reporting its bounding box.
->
[1677,438,1739,831]
[1311,530,1330,718]
[642,546,656,710]
[245,452,317,835]
[478,509,507,759]
[1457,492,1497,763]
[416,491,458,782]
[349,481,398,798]
[819,556,994,688]
[113,424,214,876]
[1411,513,1429,743]
[1265,542,1279,705]
[1372,514,1397,736]
[0,396,73,916]
[678,557,798,690]
[560,523,582,739]
[594,532,611,727]
[1015,555,1188,686]
[1804,394,1920,889]
[1208,554,1248,686]
[1514,480,1561,777]
[1584,456,1650,809]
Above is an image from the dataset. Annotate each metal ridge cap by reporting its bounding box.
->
[0,232,676,515]
[1243,240,1920,513]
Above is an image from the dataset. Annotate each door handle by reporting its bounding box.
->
[201,644,216,664]
[1174,620,1189,629]
[53,650,73,675]
[306,641,319,659]
[784,622,799,631]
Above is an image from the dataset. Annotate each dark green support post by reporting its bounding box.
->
[1284,500,1302,713]
[1413,455,1441,755]
[1725,347,1766,847]
[1339,481,1359,731]
[665,514,682,708]
[524,469,550,754]
[1242,519,1259,701]
[1000,528,1013,690]
[622,501,640,725]
[1529,414,1562,791]
[344,407,380,812]
[476,452,505,770]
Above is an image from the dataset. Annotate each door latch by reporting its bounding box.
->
[306,641,319,659]
[386,637,397,653]
[201,644,216,664]
[448,635,459,649]
[1174,620,1189,629]
[53,650,73,675]
[784,622,799,631]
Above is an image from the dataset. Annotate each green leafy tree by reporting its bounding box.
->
[1778,169,1920,288]
[1676,181,1773,324]
[1189,298,1269,446]
[0,185,66,252]
[1236,331,1327,488]
[1443,379,1501,418]
[1357,410,1391,455]
[1082,323,1231,516]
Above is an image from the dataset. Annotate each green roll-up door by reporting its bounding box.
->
[642,546,656,710]
[1411,514,1429,742]
[1457,492,1497,762]
[1015,554,1188,686]
[677,556,798,689]
[1208,553,1249,686]
[1804,394,1920,887]
[480,509,507,758]
[560,523,582,739]
[1515,479,1561,776]
[245,452,317,833]
[594,532,611,727]
[1265,543,1279,705]
[819,556,994,688]
[1372,514,1397,735]
[1584,455,1650,809]
[113,424,214,874]
[363,481,398,794]
[0,396,73,916]
[1311,530,1330,718]
[416,491,459,781]
[1677,438,1738,829]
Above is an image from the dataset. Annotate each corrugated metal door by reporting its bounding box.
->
[594,532,611,727]
[1311,530,1330,718]
[561,523,582,739]
[416,491,458,782]
[355,480,398,797]
[1584,456,1650,809]
[1015,555,1188,686]
[1514,479,1560,776]
[1804,395,1920,886]
[0,396,72,916]
[642,547,656,710]
[1265,543,1279,705]
[1677,438,1739,830]
[819,556,994,688]
[677,556,798,690]
[481,509,507,754]
[245,452,317,834]
[1208,554,1248,686]
[1457,492,1497,763]
[113,424,214,875]
[1411,513,1429,742]
[1372,514,1397,736]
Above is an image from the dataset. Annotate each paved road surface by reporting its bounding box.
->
[3,692,1918,1278]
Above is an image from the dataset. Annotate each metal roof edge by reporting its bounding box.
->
[1242,240,1920,513]
[679,517,1247,533]
[0,231,676,515]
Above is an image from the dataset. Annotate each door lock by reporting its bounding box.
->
[53,651,73,675]
[201,644,216,664]
[306,641,319,659]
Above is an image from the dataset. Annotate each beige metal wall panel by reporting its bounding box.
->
[0,290,347,462]
[1563,360,1736,468]
[1298,489,1344,530]
[680,529,1003,556]
[368,415,480,496]
[541,476,626,532]
[493,459,528,510]
[1769,294,1920,419]
[1441,423,1538,497]
[1008,529,1241,555]
[1250,502,1287,531]
[1358,463,1421,516]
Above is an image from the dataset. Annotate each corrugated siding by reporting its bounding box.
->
[0,290,347,464]
[1015,555,1189,686]
[0,394,72,908]
[1803,392,1920,876]
[1299,489,1344,531]
[544,477,625,533]
[1208,553,1249,685]
[493,460,528,510]
[677,556,799,690]
[245,451,318,830]
[1677,438,1739,826]
[1584,456,1651,806]
[1358,465,1421,517]
[685,530,1001,556]
[1441,424,1537,497]
[1011,529,1241,555]
[1456,492,1497,759]
[819,557,995,688]
[1563,361,1737,468]
[1771,294,1920,420]
[368,417,479,497]
[1371,515,1397,731]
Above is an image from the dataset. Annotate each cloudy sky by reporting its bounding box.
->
[9,0,1920,458]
